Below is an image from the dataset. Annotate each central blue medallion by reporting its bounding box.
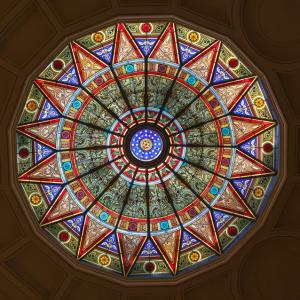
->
[130,129,163,162]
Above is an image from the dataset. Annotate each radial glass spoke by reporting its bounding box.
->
[62,115,124,136]
[164,163,211,208]
[155,68,181,123]
[85,162,130,212]
[80,85,129,128]
[115,168,139,230]
[110,66,138,123]
[169,113,230,137]
[163,85,211,129]
[156,168,184,229]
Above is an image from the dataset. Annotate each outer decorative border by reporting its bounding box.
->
[8,15,287,286]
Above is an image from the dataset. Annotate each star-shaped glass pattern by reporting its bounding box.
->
[16,21,279,278]
[130,129,163,162]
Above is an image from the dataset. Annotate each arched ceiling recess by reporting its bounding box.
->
[11,16,285,285]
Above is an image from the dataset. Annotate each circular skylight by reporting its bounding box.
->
[16,20,279,278]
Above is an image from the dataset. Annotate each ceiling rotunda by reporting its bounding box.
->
[15,20,280,279]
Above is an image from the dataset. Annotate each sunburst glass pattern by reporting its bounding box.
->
[16,21,279,278]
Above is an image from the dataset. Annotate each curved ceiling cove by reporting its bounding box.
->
[16,20,279,279]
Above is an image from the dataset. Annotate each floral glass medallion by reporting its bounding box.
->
[16,20,279,278]
[130,128,163,162]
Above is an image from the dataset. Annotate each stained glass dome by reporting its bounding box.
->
[16,21,279,278]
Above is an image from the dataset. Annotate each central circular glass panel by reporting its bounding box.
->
[130,128,163,162]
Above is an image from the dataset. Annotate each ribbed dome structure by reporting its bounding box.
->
[16,21,278,278]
